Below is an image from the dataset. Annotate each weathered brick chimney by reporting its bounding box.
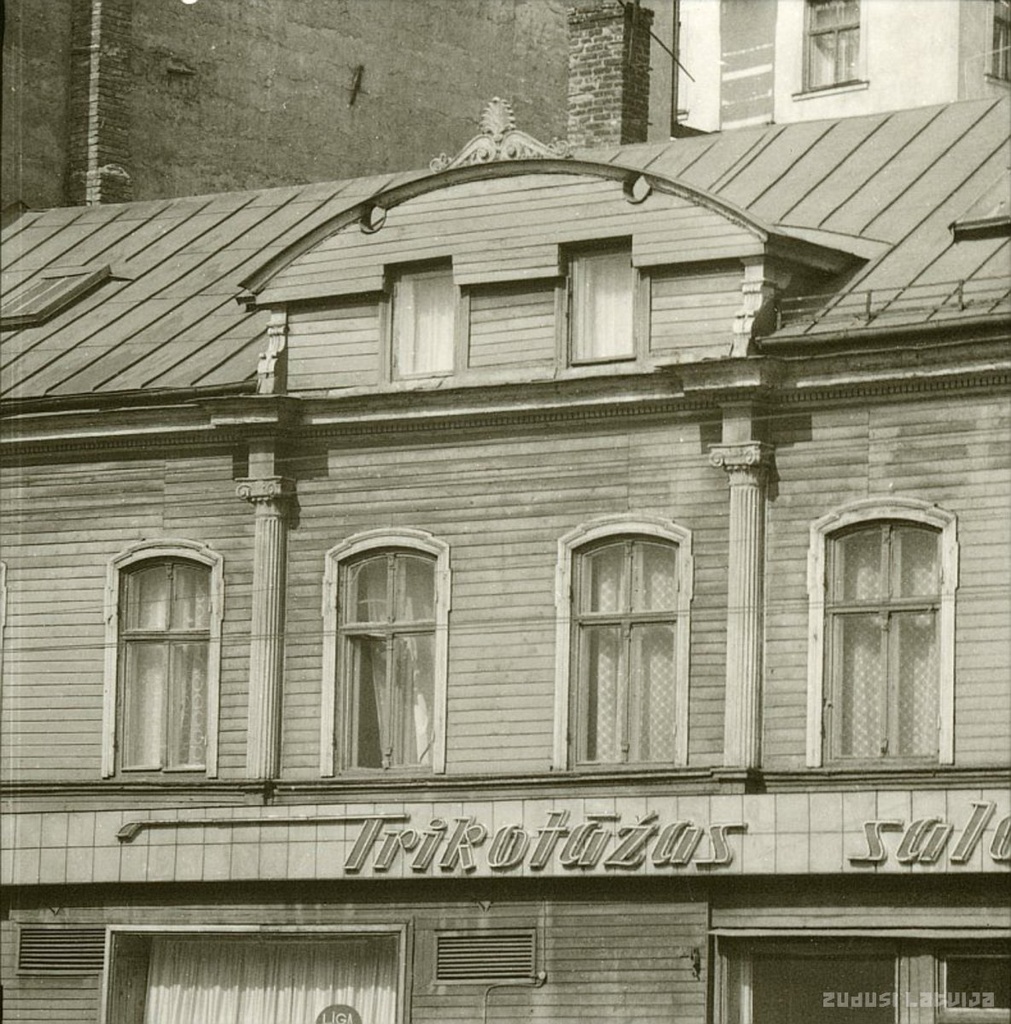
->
[567,0,654,149]
[67,0,134,205]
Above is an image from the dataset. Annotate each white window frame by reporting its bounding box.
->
[102,539,224,779]
[321,528,450,776]
[387,262,462,380]
[554,515,693,770]
[566,243,646,366]
[806,497,957,768]
[100,924,409,1024]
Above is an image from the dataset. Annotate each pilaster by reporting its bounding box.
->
[236,475,294,779]
[710,439,774,768]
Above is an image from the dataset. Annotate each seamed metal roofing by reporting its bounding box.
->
[1,97,1008,403]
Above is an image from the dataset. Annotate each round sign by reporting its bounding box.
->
[315,1006,363,1024]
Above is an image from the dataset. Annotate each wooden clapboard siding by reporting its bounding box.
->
[0,451,252,782]
[286,299,381,393]
[649,263,741,362]
[0,919,101,1024]
[280,416,731,778]
[467,283,556,370]
[260,174,760,305]
[710,876,1004,930]
[5,885,707,1024]
[762,394,1011,769]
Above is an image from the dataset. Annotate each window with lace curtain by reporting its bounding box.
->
[806,499,957,768]
[323,530,450,775]
[109,547,223,775]
[119,561,209,770]
[556,519,693,770]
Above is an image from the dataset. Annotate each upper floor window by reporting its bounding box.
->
[322,529,450,775]
[103,540,223,777]
[391,264,456,377]
[992,0,1011,82]
[805,0,860,90]
[569,246,636,364]
[555,517,693,769]
[806,499,957,768]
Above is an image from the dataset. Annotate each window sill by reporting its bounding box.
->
[984,72,1011,88]
[792,79,869,101]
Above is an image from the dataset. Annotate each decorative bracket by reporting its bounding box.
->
[430,97,571,172]
[255,311,288,395]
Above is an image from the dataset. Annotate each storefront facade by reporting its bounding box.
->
[2,95,1009,1022]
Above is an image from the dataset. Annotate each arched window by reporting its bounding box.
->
[322,530,450,775]
[103,540,223,777]
[555,516,693,769]
[807,498,957,767]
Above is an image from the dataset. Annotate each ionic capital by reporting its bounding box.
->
[236,476,296,509]
[709,442,775,481]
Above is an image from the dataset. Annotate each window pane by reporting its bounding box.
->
[393,633,434,766]
[633,541,678,612]
[836,26,859,80]
[893,526,938,598]
[895,610,937,757]
[946,956,1011,1010]
[630,623,676,761]
[752,954,893,1023]
[394,555,434,622]
[835,613,884,757]
[809,0,857,30]
[808,34,838,88]
[348,556,388,623]
[834,527,882,602]
[171,564,210,629]
[583,543,626,614]
[351,636,386,768]
[580,625,622,762]
[395,269,454,375]
[166,643,208,768]
[122,644,166,768]
[125,565,170,630]
[571,251,634,361]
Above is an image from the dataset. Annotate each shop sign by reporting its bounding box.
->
[848,800,1011,866]
[316,1006,362,1024]
[343,810,747,875]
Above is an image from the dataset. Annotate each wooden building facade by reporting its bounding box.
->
[1,95,1009,1023]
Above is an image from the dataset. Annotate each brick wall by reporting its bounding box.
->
[67,0,134,205]
[567,0,654,148]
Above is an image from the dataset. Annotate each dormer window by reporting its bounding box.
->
[569,246,635,364]
[392,263,456,377]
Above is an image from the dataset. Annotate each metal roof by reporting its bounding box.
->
[2,97,1007,403]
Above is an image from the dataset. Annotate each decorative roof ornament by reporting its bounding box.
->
[430,97,571,172]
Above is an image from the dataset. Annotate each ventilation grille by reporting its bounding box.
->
[436,931,535,982]
[18,927,106,974]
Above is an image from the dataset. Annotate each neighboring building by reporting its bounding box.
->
[0,0,571,208]
[675,0,1011,131]
[8,0,1010,211]
[2,3,1011,1024]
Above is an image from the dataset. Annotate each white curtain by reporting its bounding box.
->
[143,937,398,1024]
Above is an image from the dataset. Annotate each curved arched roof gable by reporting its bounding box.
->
[242,159,784,306]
